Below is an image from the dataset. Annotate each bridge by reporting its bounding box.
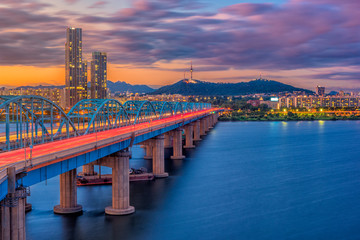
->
[0,95,222,239]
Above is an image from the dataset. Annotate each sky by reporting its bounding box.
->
[0,0,359,91]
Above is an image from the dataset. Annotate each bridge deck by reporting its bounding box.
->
[0,109,215,169]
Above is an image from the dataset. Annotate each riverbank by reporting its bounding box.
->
[219,112,360,121]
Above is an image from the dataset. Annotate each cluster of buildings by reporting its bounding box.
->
[65,27,107,108]
[277,86,360,109]
[115,94,189,103]
[278,96,360,109]
[0,28,108,109]
[0,87,65,107]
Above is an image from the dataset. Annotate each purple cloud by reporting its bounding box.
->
[221,3,275,16]
[88,1,108,9]
[65,0,78,4]
[0,0,359,86]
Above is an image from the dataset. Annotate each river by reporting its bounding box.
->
[26,121,360,240]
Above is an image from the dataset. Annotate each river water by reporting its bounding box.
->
[26,121,360,240]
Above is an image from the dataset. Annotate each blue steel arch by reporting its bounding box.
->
[183,102,196,113]
[0,95,78,151]
[123,100,158,124]
[171,102,184,115]
[151,101,174,119]
[67,99,130,135]
[0,95,212,152]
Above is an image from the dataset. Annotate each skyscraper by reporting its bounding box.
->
[65,27,88,108]
[91,52,107,99]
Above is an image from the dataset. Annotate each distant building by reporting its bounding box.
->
[0,88,64,107]
[91,52,107,99]
[247,100,260,107]
[65,27,88,108]
[59,88,67,109]
[278,96,360,109]
[126,94,189,102]
[316,85,325,96]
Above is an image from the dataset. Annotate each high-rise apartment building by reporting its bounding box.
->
[316,85,325,96]
[91,52,107,99]
[65,27,88,108]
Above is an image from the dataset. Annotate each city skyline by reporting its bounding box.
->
[0,0,359,91]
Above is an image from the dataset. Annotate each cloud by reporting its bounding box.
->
[311,72,360,81]
[76,0,360,72]
[65,0,78,4]
[88,1,108,9]
[221,3,276,16]
[0,0,359,86]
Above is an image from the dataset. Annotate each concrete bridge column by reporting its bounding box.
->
[200,118,206,136]
[171,128,185,160]
[194,120,201,141]
[143,140,153,160]
[82,164,96,176]
[0,167,26,240]
[184,123,195,149]
[152,135,169,178]
[164,132,172,149]
[205,117,210,132]
[54,169,82,214]
[105,150,135,215]
[209,116,214,129]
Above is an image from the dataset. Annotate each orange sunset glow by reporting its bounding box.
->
[0,0,359,91]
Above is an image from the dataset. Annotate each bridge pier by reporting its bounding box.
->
[82,164,96,176]
[152,135,168,178]
[205,117,210,132]
[54,169,82,214]
[210,115,213,128]
[193,120,201,142]
[1,167,26,240]
[171,128,185,160]
[200,118,206,136]
[143,140,153,160]
[208,116,213,129]
[103,150,135,215]
[164,132,173,148]
[184,123,195,149]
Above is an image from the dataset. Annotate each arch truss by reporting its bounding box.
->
[0,95,77,151]
[67,99,130,135]
[0,96,211,151]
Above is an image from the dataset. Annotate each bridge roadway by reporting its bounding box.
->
[0,107,221,239]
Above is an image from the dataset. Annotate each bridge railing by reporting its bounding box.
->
[0,96,211,152]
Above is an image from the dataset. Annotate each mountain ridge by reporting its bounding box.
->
[12,79,312,96]
[151,79,312,95]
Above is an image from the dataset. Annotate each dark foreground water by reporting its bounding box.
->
[26,121,360,240]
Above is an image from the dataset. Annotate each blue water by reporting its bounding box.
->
[26,121,360,240]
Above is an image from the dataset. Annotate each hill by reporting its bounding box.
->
[151,79,312,96]
[107,81,154,93]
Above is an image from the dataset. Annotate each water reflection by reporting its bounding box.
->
[26,122,360,240]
